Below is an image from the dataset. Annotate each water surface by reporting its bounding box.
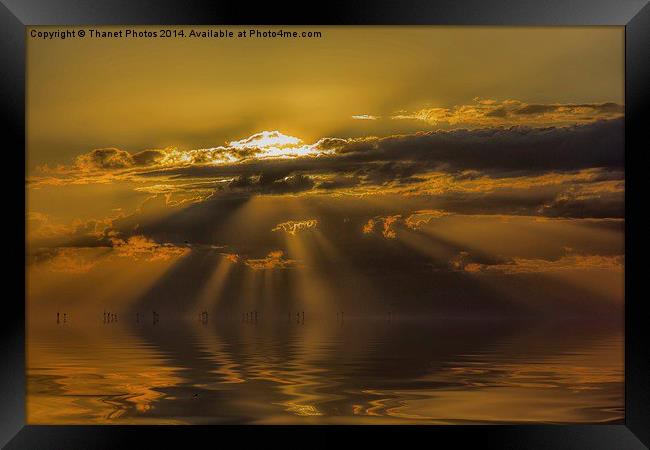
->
[27,316,623,424]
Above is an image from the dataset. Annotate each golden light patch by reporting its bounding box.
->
[228,131,301,149]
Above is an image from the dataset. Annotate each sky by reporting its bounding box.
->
[26,26,625,319]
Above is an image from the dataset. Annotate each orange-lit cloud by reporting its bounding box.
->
[363,210,450,238]
[391,98,623,127]
[75,147,166,170]
[456,253,624,275]
[27,212,75,240]
[28,119,624,222]
[394,169,622,197]
[30,235,189,274]
[244,250,298,270]
[449,251,472,272]
[220,253,241,263]
[27,211,121,249]
[404,210,450,229]
[30,247,102,274]
[110,235,189,262]
[363,215,402,239]
[272,219,319,235]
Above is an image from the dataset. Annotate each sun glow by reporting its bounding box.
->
[228,131,302,149]
[226,131,317,159]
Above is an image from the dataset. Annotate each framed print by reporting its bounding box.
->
[2,0,649,448]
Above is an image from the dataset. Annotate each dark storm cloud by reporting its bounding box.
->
[355,162,424,186]
[118,119,625,220]
[75,147,166,170]
[132,149,166,166]
[29,119,624,267]
[513,104,558,115]
[326,118,623,174]
[485,107,509,118]
[136,118,623,184]
[537,190,624,219]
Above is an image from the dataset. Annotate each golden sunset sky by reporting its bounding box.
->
[26,26,625,319]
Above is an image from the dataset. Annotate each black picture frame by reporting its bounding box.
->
[2,1,648,448]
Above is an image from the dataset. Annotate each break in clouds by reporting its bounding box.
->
[31,111,624,220]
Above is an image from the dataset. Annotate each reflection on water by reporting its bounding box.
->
[27,316,623,424]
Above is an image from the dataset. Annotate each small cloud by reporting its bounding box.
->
[75,148,135,170]
[110,235,188,262]
[390,98,623,127]
[29,247,101,274]
[453,251,624,275]
[28,212,70,239]
[220,253,240,263]
[363,210,449,238]
[245,250,298,270]
[272,219,318,235]
[405,209,450,229]
[362,215,401,239]
[362,219,376,235]
[449,251,472,271]
[448,251,516,273]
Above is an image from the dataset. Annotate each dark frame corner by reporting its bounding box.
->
[2,0,648,448]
